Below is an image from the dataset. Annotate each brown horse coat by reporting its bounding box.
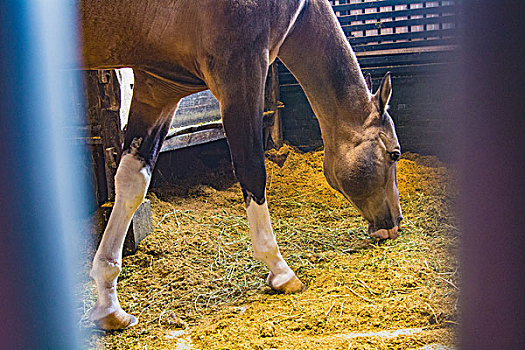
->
[82,0,402,330]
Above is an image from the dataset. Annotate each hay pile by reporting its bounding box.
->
[82,145,458,350]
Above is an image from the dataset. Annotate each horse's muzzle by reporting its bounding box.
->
[368,216,402,240]
[369,225,399,239]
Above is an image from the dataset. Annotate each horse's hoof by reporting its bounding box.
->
[91,309,138,331]
[267,272,307,293]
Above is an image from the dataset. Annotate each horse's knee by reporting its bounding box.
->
[234,157,266,206]
[115,149,151,211]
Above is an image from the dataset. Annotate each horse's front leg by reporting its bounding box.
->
[208,54,306,293]
[246,196,306,293]
[89,70,179,330]
[89,142,148,330]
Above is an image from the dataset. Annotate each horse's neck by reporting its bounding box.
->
[278,0,370,146]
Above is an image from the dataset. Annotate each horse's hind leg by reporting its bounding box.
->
[89,70,179,330]
[207,53,306,293]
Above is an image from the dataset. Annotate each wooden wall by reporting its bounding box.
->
[278,0,459,158]
[279,68,456,158]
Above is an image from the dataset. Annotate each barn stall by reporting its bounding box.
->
[78,1,459,349]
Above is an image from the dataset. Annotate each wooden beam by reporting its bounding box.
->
[264,62,283,149]
[96,70,123,201]
[161,127,226,152]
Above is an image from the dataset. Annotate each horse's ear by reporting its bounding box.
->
[374,71,392,114]
[364,72,372,92]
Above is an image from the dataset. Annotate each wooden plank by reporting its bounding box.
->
[354,45,457,56]
[355,50,455,67]
[348,28,456,45]
[279,63,451,91]
[358,63,451,77]
[123,199,153,256]
[333,0,455,12]
[336,5,456,24]
[161,127,226,152]
[278,49,456,87]
[352,37,457,52]
[278,51,454,79]
[341,14,455,33]
[166,120,223,138]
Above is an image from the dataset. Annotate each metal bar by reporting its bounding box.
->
[0,1,84,349]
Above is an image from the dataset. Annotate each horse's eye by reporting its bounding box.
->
[389,151,401,161]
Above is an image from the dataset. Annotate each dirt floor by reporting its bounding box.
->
[79,145,459,350]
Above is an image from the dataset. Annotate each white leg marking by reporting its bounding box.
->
[90,152,150,320]
[246,198,296,288]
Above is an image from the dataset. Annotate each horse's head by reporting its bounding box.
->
[323,72,402,239]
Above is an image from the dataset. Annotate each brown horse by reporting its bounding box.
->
[81,0,403,330]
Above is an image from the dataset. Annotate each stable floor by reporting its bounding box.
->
[80,145,458,350]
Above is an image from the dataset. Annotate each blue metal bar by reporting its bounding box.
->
[0,1,85,349]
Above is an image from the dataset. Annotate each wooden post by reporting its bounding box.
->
[263,62,284,149]
[90,70,123,201]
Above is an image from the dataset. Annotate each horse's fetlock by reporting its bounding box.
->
[91,258,122,283]
[253,243,279,261]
